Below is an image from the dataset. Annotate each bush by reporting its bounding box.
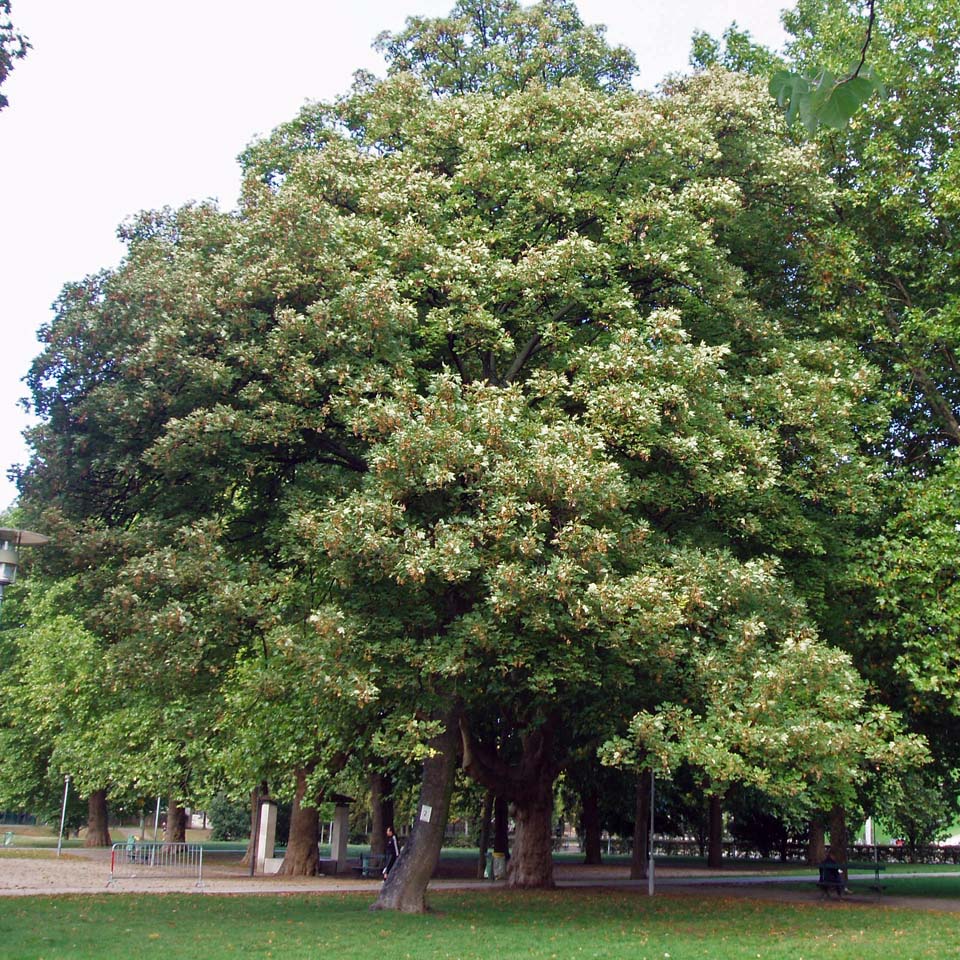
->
[207,794,250,841]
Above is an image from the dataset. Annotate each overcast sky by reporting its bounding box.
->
[0,0,788,512]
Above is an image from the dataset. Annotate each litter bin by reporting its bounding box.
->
[3,831,14,847]
[491,851,507,880]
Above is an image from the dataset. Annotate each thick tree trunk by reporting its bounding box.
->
[369,771,394,858]
[707,794,723,869]
[84,789,111,847]
[476,789,493,879]
[278,768,320,876]
[630,774,650,880]
[581,787,602,865]
[829,805,848,882]
[165,796,187,843]
[372,711,459,913]
[508,790,555,888]
[808,817,827,866]
[493,795,509,855]
[460,717,560,889]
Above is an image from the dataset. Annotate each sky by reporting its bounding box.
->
[0,0,788,513]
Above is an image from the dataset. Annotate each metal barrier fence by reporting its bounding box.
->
[109,842,204,888]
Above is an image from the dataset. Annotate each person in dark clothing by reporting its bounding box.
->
[383,825,400,879]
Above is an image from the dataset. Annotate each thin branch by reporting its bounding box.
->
[849,0,876,81]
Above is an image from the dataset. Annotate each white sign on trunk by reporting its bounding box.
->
[420,804,433,823]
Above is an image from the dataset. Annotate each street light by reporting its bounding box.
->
[0,527,50,614]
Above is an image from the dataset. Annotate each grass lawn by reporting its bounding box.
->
[2,890,959,960]
[849,873,960,898]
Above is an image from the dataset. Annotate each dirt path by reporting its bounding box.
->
[1,850,958,913]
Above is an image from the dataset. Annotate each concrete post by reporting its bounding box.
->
[256,801,278,873]
[330,802,350,874]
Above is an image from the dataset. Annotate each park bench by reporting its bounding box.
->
[850,861,886,894]
[355,852,387,878]
[817,861,847,897]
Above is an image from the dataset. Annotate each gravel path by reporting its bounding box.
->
[2,850,959,913]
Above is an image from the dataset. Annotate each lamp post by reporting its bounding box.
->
[0,527,50,618]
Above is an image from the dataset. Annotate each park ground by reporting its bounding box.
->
[2,848,960,959]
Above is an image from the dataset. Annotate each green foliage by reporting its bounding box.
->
[374,0,636,96]
[769,64,884,133]
[862,452,960,714]
[875,768,955,855]
[15,0,927,846]
[0,0,28,111]
[206,793,250,841]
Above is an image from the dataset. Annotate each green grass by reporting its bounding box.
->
[2,891,959,960]
[873,874,960,897]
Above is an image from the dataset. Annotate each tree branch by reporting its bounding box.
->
[502,301,579,385]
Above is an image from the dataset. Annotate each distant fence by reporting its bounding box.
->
[645,838,960,864]
[570,836,960,864]
[109,842,204,888]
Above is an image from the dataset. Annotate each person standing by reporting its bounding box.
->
[382,825,399,879]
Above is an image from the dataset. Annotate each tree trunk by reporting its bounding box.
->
[508,789,555,888]
[476,789,493,879]
[493,795,509,855]
[369,770,394,858]
[808,817,827,866]
[84,789,111,847]
[278,767,320,876]
[241,786,260,866]
[630,774,650,880]
[372,710,459,913]
[707,794,723,869]
[829,805,848,882]
[460,716,560,889]
[165,796,187,843]
[581,787,602,865]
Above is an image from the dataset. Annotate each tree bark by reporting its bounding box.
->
[372,710,460,913]
[630,774,650,880]
[278,767,320,876]
[476,789,493,879]
[509,790,556,888]
[165,796,187,843]
[829,805,848,882]
[493,795,509,855]
[808,817,827,866]
[369,770,394,858]
[241,786,261,866]
[84,789,112,847]
[460,717,559,889]
[581,787,602,865]
[707,794,724,869]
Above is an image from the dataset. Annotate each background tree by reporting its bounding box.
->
[373,0,636,97]
[0,0,28,111]
[693,0,960,841]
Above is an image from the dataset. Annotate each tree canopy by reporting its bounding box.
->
[9,0,951,909]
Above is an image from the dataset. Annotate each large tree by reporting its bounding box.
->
[240,62,896,903]
[15,0,920,912]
